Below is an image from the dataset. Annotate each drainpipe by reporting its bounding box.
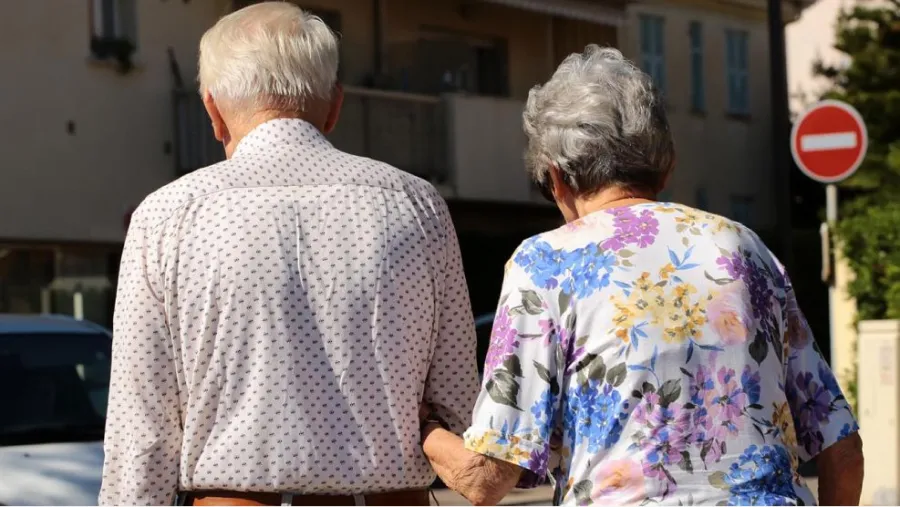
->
[767,0,794,273]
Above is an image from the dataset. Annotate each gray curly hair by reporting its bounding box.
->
[523,45,675,196]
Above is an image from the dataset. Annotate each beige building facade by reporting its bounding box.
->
[0,0,805,323]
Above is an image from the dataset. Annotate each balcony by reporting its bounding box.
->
[173,91,224,175]
[172,87,545,205]
[328,86,448,183]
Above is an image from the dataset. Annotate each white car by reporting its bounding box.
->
[0,314,110,506]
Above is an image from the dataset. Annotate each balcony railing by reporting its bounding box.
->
[329,86,447,183]
[172,86,447,183]
[173,90,224,175]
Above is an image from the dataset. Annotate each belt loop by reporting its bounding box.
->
[353,494,366,506]
[173,492,187,506]
[280,493,293,506]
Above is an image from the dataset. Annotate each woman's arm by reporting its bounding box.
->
[816,430,864,506]
[422,423,523,506]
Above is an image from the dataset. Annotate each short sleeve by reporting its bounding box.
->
[782,279,859,462]
[463,246,563,488]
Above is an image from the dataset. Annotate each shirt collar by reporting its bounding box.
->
[232,118,331,158]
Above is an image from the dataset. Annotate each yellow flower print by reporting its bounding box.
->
[611,274,709,345]
[772,401,801,475]
[657,282,708,344]
[772,402,798,449]
[659,263,676,280]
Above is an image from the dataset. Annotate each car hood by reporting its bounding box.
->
[0,441,103,506]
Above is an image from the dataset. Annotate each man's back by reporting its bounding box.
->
[101,119,479,503]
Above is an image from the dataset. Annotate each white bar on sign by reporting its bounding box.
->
[800,132,858,152]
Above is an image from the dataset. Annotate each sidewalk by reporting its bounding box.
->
[432,486,553,506]
[433,478,819,506]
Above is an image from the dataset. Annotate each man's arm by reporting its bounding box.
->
[422,424,522,506]
[100,222,183,506]
[423,198,480,433]
[817,430,864,506]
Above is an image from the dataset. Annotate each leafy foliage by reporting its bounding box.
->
[814,0,900,412]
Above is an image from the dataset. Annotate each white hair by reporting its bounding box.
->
[198,1,339,113]
[523,45,675,195]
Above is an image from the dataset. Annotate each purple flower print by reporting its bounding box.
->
[712,368,748,426]
[527,445,550,474]
[689,362,754,465]
[633,393,692,466]
[601,208,660,251]
[484,306,520,378]
[714,250,775,320]
[716,252,747,280]
[794,409,825,456]
[539,318,556,347]
[792,371,832,423]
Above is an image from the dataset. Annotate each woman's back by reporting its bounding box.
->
[465,202,857,506]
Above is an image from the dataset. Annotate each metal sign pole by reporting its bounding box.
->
[826,184,838,365]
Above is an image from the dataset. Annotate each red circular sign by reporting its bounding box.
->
[791,100,868,183]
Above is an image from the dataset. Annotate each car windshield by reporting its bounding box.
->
[0,332,110,446]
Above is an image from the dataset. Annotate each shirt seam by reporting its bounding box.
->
[136,179,429,232]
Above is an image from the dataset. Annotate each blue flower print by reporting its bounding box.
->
[565,382,628,454]
[741,366,761,406]
[515,239,566,289]
[724,445,796,506]
[530,389,557,441]
[560,245,616,299]
[818,362,844,400]
[515,239,619,299]
[838,423,856,440]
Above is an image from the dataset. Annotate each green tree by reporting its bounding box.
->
[815,0,900,196]
[814,0,900,412]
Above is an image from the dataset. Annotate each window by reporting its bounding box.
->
[725,29,750,115]
[90,0,136,44]
[639,15,666,92]
[89,0,137,65]
[406,30,509,97]
[689,21,705,112]
[730,195,754,225]
[0,332,111,446]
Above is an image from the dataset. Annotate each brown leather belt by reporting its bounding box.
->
[181,489,431,506]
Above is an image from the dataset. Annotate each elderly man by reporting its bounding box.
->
[100,3,479,505]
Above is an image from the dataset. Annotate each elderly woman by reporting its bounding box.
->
[420,46,864,506]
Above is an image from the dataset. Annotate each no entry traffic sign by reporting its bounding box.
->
[791,100,868,183]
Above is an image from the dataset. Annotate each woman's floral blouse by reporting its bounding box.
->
[463,203,857,506]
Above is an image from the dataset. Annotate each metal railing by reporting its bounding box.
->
[171,86,447,182]
[329,86,447,183]
[172,90,224,175]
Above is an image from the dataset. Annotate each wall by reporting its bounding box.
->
[620,0,776,230]
[445,94,539,204]
[0,0,229,244]
[858,320,900,505]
